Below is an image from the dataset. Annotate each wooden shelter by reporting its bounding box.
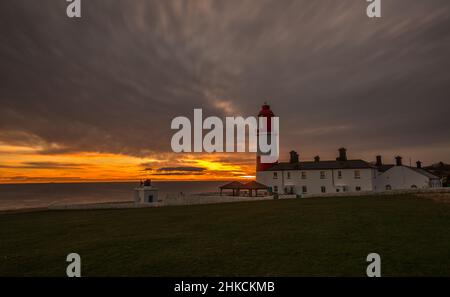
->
[219,181,244,196]
[219,181,269,197]
[242,181,269,197]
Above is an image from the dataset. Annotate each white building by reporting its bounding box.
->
[256,148,442,196]
[373,156,442,191]
[134,179,159,203]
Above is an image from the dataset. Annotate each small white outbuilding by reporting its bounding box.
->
[375,157,442,191]
[134,179,159,203]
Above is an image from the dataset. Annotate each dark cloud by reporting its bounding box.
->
[5,176,82,182]
[152,172,205,176]
[157,166,206,172]
[0,161,87,170]
[1,0,450,163]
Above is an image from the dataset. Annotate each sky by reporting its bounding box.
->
[1,0,450,183]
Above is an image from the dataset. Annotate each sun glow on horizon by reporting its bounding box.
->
[0,143,256,184]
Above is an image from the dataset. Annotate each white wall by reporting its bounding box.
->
[257,171,284,193]
[375,166,436,191]
[257,168,375,195]
[134,188,159,203]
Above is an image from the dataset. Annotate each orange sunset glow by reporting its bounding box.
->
[0,143,256,184]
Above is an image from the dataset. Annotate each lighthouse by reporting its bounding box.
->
[256,103,278,171]
[134,179,159,204]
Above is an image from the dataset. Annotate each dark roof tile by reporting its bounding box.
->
[219,181,245,189]
[243,181,269,189]
[266,159,374,171]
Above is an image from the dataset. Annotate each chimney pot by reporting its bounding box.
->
[395,156,403,166]
[416,161,422,169]
[337,147,347,161]
[314,155,320,162]
[376,155,382,166]
[289,150,299,164]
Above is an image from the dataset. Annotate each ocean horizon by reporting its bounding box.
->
[0,181,228,211]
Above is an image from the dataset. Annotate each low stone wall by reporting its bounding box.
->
[47,187,450,210]
[300,187,450,199]
[48,195,274,210]
[161,194,273,206]
[48,201,153,210]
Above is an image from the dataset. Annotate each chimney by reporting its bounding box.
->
[314,155,320,162]
[289,151,299,164]
[395,156,403,166]
[416,161,422,169]
[376,155,382,167]
[337,147,347,161]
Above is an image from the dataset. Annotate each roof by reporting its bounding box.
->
[220,181,269,190]
[261,156,441,180]
[425,162,450,172]
[265,159,374,171]
[377,165,440,180]
[242,181,269,189]
[376,164,394,173]
[219,181,245,189]
[410,168,440,179]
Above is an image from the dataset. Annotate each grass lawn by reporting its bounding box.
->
[1,195,450,276]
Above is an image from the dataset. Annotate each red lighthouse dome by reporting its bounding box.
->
[256,102,278,171]
[258,102,274,117]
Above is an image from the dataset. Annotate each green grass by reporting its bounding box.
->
[1,195,450,276]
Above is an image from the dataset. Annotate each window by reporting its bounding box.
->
[386,185,392,190]
[273,186,278,193]
[286,186,294,194]
[302,186,307,193]
[337,171,342,179]
[355,186,361,192]
[411,185,417,189]
[301,171,307,179]
[321,186,326,193]
[287,172,291,179]
[320,171,326,179]
[354,170,361,179]
[273,172,278,179]
[336,189,340,192]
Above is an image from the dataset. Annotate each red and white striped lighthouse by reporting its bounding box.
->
[256,102,278,171]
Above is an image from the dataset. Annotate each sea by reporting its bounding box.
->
[0,181,226,211]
